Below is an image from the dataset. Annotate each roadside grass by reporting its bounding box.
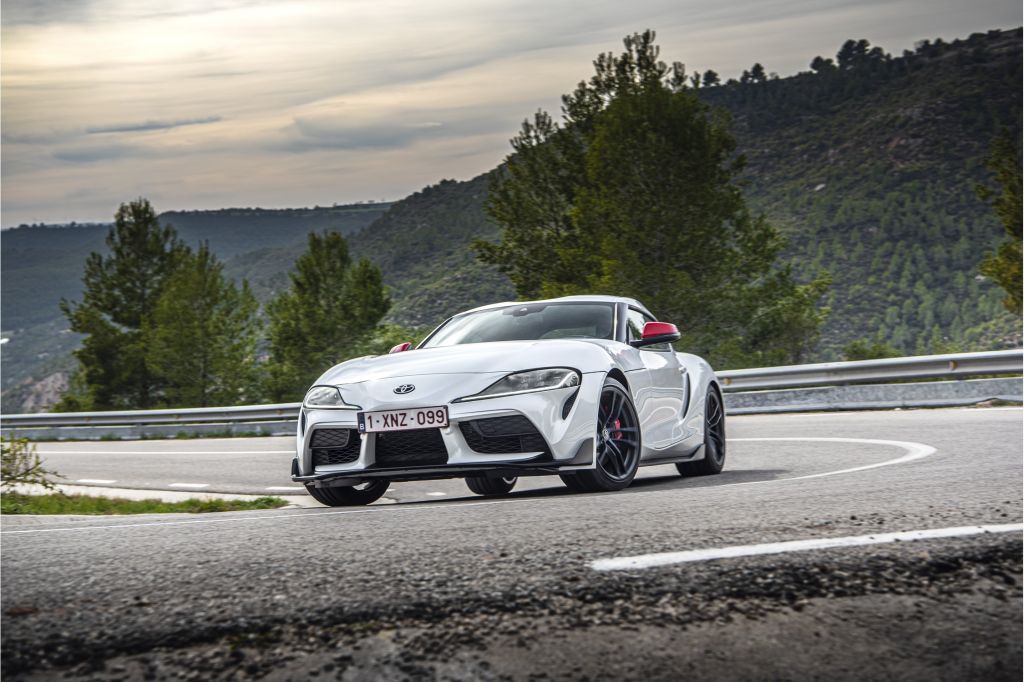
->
[1,493,288,515]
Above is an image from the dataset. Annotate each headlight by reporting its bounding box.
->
[303,385,359,409]
[457,368,580,402]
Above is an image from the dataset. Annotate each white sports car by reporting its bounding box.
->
[292,295,725,505]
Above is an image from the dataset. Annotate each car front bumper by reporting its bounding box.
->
[293,372,603,487]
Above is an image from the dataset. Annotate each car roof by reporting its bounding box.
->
[459,295,655,319]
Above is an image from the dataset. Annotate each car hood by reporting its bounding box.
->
[316,339,622,385]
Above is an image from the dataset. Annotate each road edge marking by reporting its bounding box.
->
[591,523,1024,571]
[730,437,935,482]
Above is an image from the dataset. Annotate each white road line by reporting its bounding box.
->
[168,483,210,489]
[591,524,1024,571]
[426,492,447,496]
[265,486,303,491]
[0,499,520,535]
[74,479,117,484]
[731,437,935,482]
[36,450,295,455]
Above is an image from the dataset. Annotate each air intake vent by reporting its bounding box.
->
[311,428,361,467]
[459,416,549,455]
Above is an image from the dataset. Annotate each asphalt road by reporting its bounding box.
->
[2,407,1022,680]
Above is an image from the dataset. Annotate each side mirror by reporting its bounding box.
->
[631,321,680,348]
[389,342,412,354]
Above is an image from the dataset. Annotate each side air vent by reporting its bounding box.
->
[459,416,550,455]
[310,428,361,466]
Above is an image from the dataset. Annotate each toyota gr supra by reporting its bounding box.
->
[292,295,725,505]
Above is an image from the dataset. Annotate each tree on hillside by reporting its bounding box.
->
[265,232,390,401]
[810,56,837,74]
[976,130,1022,315]
[146,244,261,407]
[59,199,189,409]
[837,39,888,70]
[842,339,901,361]
[702,69,720,87]
[477,30,829,367]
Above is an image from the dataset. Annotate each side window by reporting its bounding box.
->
[626,309,646,343]
[627,309,672,351]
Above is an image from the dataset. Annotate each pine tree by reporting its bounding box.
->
[976,131,1023,315]
[146,244,260,407]
[476,30,829,367]
[265,232,390,401]
[59,199,188,409]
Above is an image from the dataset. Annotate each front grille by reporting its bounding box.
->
[311,428,361,466]
[459,416,549,455]
[374,428,448,467]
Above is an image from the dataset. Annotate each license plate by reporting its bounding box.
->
[358,406,449,433]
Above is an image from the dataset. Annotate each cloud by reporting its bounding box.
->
[271,107,514,154]
[85,116,222,135]
[1,116,222,148]
[2,129,77,145]
[279,118,448,152]
[1,0,272,26]
[52,143,141,163]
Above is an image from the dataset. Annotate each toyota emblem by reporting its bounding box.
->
[393,384,416,395]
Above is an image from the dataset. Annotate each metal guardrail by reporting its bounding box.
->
[716,349,1023,391]
[1,403,300,428]
[1,349,1020,432]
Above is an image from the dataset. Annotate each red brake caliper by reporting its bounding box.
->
[612,419,622,439]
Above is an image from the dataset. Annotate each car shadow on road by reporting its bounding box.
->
[386,467,794,506]
[629,468,793,490]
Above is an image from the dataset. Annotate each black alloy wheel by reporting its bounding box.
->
[677,386,726,476]
[560,377,641,492]
[465,475,518,496]
[304,480,390,506]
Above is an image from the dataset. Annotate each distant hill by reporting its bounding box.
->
[2,27,1021,412]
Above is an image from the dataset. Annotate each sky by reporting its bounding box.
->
[2,0,1020,226]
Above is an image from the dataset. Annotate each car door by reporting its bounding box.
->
[624,308,687,450]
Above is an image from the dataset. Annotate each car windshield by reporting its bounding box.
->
[421,302,615,348]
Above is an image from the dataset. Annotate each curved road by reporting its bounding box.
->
[2,407,1022,680]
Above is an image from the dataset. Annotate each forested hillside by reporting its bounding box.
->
[701,28,1022,354]
[1,204,389,410]
[2,28,1020,412]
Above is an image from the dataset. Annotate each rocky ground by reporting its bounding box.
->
[5,536,1020,681]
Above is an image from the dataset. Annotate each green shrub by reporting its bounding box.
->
[1,435,61,493]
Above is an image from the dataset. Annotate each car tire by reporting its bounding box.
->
[561,377,641,493]
[677,386,726,477]
[304,480,390,506]
[465,475,517,496]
